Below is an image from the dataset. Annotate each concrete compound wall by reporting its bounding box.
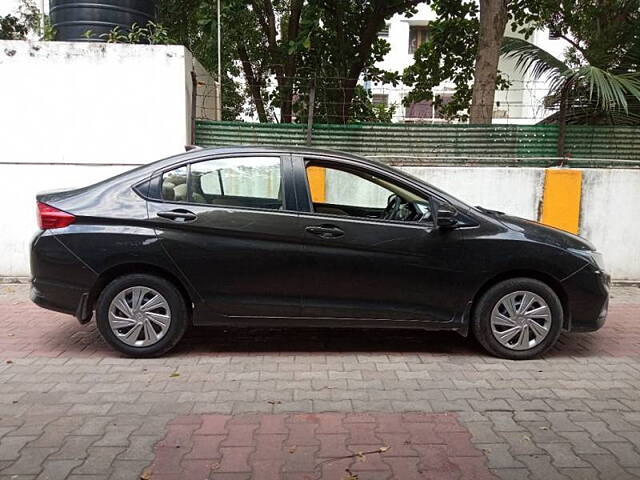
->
[580,170,640,281]
[0,39,216,277]
[0,40,214,166]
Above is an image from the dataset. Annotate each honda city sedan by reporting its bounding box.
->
[30,147,610,359]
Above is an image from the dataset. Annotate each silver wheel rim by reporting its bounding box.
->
[490,291,552,351]
[108,286,171,348]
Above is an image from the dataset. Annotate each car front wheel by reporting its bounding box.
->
[95,274,188,357]
[472,278,563,360]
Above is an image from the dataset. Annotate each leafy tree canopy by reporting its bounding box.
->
[158,0,422,123]
[0,0,41,40]
[403,0,640,123]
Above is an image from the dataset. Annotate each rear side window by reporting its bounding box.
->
[161,166,188,202]
[161,156,282,210]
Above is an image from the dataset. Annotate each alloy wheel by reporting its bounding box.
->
[490,290,552,351]
[108,286,172,347]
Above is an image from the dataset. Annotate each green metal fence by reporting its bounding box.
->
[195,121,640,167]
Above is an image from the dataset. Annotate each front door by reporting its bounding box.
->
[293,157,469,324]
[147,154,303,320]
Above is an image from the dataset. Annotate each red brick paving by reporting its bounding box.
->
[1,300,639,359]
[146,413,495,480]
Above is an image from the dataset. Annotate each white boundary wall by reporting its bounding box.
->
[0,40,216,277]
[0,40,209,166]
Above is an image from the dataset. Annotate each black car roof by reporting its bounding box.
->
[167,145,379,167]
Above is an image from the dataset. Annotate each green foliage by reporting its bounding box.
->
[508,0,640,71]
[42,14,55,41]
[403,0,513,121]
[99,25,126,43]
[95,22,173,45]
[157,0,246,121]
[502,36,640,124]
[158,0,422,123]
[0,14,29,40]
[297,85,397,124]
[501,36,567,85]
[0,0,41,40]
[403,0,477,121]
[403,0,640,123]
[502,0,640,125]
[350,87,398,123]
[296,1,418,123]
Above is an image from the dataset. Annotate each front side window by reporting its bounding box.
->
[305,162,431,223]
[161,156,282,210]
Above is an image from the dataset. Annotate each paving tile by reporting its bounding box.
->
[2,287,640,479]
[35,459,82,480]
[142,413,492,478]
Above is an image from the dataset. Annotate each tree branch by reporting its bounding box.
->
[237,44,268,122]
[559,34,589,59]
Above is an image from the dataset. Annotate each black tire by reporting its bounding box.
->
[95,274,189,357]
[472,277,563,360]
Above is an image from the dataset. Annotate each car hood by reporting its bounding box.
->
[494,213,595,251]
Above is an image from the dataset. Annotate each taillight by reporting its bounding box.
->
[36,202,75,230]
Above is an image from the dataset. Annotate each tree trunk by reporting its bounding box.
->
[237,45,268,123]
[333,6,387,123]
[469,0,508,124]
[251,0,301,123]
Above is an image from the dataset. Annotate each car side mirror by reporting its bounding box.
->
[431,200,459,229]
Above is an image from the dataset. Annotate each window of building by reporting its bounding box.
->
[408,25,430,54]
[405,94,453,119]
[548,28,561,40]
[372,94,389,107]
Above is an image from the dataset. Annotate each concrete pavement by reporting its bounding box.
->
[1,284,639,479]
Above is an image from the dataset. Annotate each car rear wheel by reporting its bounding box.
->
[472,278,563,360]
[95,274,188,357]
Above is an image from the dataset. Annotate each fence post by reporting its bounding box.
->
[190,70,197,145]
[306,78,316,146]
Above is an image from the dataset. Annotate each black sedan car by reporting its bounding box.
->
[30,147,609,359]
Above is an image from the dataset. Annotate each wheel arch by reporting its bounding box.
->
[88,263,195,319]
[469,270,571,331]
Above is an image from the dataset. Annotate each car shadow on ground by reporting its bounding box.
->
[172,326,485,356]
[167,326,604,359]
[30,308,612,359]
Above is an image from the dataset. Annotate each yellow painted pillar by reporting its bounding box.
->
[539,169,582,234]
[306,166,326,203]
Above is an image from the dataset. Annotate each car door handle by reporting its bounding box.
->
[305,225,344,238]
[157,209,197,222]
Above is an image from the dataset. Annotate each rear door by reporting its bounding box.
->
[292,155,469,324]
[146,153,303,320]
